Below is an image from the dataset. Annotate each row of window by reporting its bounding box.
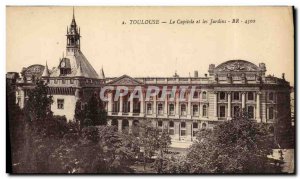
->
[217,105,274,120]
[111,102,208,117]
[157,121,207,136]
[146,103,208,117]
[52,79,101,85]
[111,91,275,102]
[112,91,209,100]
[218,91,275,101]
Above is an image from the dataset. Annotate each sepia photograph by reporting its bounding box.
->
[6,6,295,174]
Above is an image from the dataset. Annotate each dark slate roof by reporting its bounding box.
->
[50,51,99,79]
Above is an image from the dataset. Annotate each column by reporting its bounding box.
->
[164,93,168,117]
[107,92,112,115]
[174,121,180,140]
[118,119,122,131]
[227,92,231,120]
[256,92,261,123]
[199,103,203,118]
[214,92,218,118]
[128,119,133,134]
[242,92,246,109]
[153,95,157,117]
[129,92,133,116]
[187,92,191,118]
[140,91,145,117]
[175,92,180,118]
[186,121,192,141]
[119,96,123,115]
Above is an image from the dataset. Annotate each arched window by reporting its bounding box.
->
[158,103,163,115]
[202,91,207,99]
[193,105,199,116]
[269,92,274,101]
[193,91,199,99]
[147,103,152,114]
[169,104,175,115]
[219,92,226,100]
[202,123,207,129]
[269,107,274,119]
[181,104,187,116]
[247,106,254,119]
[248,92,254,101]
[202,105,207,117]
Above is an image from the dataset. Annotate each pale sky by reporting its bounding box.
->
[6,6,294,85]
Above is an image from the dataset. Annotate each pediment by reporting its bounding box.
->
[107,75,143,85]
[215,60,259,72]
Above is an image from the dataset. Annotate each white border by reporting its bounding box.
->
[1,0,298,178]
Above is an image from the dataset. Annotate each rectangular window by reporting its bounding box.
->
[193,123,198,137]
[70,79,74,84]
[158,104,163,115]
[181,104,187,116]
[248,92,254,101]
[181,122,186,128]
[180,130,186,136]
[233,106,240,117]
[193,105,199,116]
[193,92,199,99]
[233,92,240,100]
[248,106,254,119]
[62,79,66,84]
[169,104,175,115]
[269,92,274,101]
[169,121,174,128]
[57,99,64,109]
[219,92,226,100]
[269,107,274,119]
[219,105,226,117]
[158,121,163,127]
[147,103,152,114]
[169,129,174,135]
[54,79,58,84]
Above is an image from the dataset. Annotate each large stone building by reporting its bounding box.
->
[14,10,292,145]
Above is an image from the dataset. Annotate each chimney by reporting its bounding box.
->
[194,71,198,78]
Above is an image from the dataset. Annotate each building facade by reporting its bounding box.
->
[14,11,292,145]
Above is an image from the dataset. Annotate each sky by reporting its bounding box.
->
[6,6,294,85]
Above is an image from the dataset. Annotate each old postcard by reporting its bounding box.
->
[6,6,294,174]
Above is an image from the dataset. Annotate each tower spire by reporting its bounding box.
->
[42,61,50,77]
[66,6,80,55]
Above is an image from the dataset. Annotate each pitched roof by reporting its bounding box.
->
[50,51,99,79]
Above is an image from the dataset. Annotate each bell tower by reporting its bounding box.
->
[66,8,81,56]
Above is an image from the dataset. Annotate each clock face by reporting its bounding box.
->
[61,61,65,67]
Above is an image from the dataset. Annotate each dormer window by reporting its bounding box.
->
[59,58,71,75]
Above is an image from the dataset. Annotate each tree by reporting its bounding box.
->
[49,125,135,173]
[185,110,278,173]
[76,94,107,127]
[138,120,171,172]
[7,79,25,173]
[25,80,53,121]
[74,100,84,130]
